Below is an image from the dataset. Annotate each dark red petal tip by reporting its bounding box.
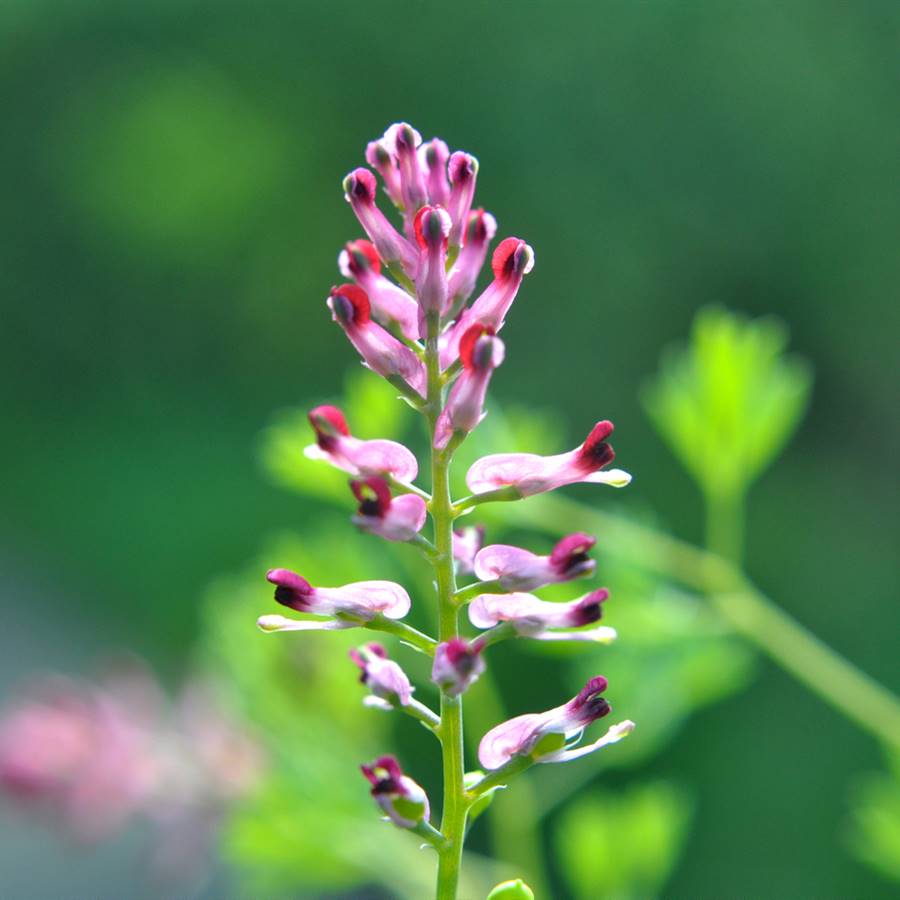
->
[350,475,392,518]
[458,323,497,371]
[571,675,609,709]
[344,239,382,276]
[344,167,377,203]
[577,420,616,470]
[549,532,597,569]
[449,151,478,184]
[308,405,351,442]
[491,237,532,281]
[330,283,371,326]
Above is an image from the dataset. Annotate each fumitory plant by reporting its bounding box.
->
[256,122,635,899]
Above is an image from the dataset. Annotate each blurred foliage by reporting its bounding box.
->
[642,307,812,500]
[555,781,692,900]
[847,752,900,884]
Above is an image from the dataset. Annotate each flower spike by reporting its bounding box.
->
[328,285,427,397]
[343,167,418,275]
[431,638,486,697]
[350,643,413,710]
[468,589,616,643]
[466,420,631,497]
[478,676,634,770]
[447,151,479,247]
[304,405,418,482]
[434,325,505,449]
[361,755,430,828]
[258,569,410,633]
[473,533,596,591]
[350,476,427,542]
[338,240,420,340]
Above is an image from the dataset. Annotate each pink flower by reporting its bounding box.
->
[350,476,427,542]
[440,238,534,368]
[468,589,616,643]
[360,755,430,828]
[466,420,632,497]
[447,208,497,312]
[339,239,419,340]
[478,676,635,770]
[419,138,450,208]
[431,638,486,697]
[447,151,479,247]
[452,525,485,576]
[259,569,410,633]
[365,138,403,209]
[349,643,413,710]
[328,284,427,397]
[414,205,452,326]
[304,405,418,483]
[473,533,597,591]
[343,167,418,276]
[383,123,428,225]
[434,325,505,449]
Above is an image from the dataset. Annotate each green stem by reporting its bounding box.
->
[705,489,745,566]
[364,614,437,655]
[424,316,468,900]
[503,494,900,749]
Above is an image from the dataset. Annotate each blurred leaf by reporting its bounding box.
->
[642,307,812,499]
[555,781,693,900]
[847,752,900,884]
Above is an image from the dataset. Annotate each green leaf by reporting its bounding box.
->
[642,306,812,499]
[555,781,693,900]
[486,877,535,900]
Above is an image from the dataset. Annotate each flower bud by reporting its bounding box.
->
[350,476,427,542]
[447,151,479,246]
[349,643,413,709]
[360,755,430,828]
[431,638,486,697]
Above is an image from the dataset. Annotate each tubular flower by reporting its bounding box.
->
[413,206,452,325]
[434,325,505,449]
[338,239,419,340]
[447,208,497,312]
[466,420,632,497]
[478,677,635,770]
[473,533,596,591]
[361,755,430,828]
[420,138,450,208]
[349,643,413,710]
[447,151,479,247]
[452,525,485,576]
[431,638,486,697]
[258,569,411,633]
[383,122,428,226]
[343,167,418,276]
[304,405,418,482]
[328,284,427,397]
[468,589,616,643]
[440,238,534,368]
[350,476,427,542]
[365,138,404,209]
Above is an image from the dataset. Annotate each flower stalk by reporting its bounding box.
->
[257,122,636,899]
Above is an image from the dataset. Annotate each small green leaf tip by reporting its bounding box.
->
[642,306,812,499]
[486,878,535,900]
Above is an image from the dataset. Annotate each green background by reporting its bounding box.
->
[1,1,897,896]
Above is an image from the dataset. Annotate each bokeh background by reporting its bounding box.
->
[1,1,898,897]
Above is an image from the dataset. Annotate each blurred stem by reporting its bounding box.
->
[425,315,467,900]
[705,489,744,566]
[504,495,900,750]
